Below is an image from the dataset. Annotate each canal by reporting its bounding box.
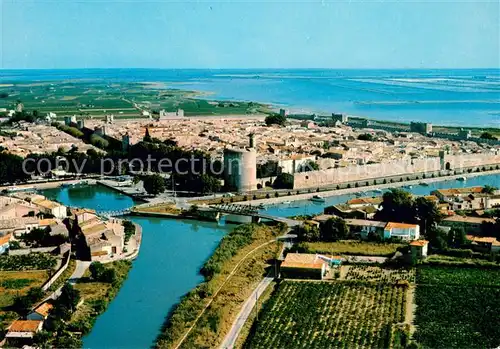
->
[41,173,500,348]
[42,185,231,349]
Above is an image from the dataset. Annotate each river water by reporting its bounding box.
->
[42,185,230,349]
[41,173,500,348]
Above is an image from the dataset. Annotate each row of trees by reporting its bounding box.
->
[265,113,287,126]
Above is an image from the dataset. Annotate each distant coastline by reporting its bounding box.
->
[1,68,499,127]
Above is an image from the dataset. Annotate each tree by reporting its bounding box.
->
[89,134,109,149]
[413,197,442,235]
[375,188,414,223]
[89,262,105,280]
[357,133,374,141]
[0,152,30,184]
[426,227,447,250]
[320,217,349,242]
[265,113,287,126]
[273,173,294,189]
[143,128,152,142]
[480,132,497,140]
[299,160,319,172]
[143,174,166,195]
[132,176,141,185]
[297,223,320,242]
[482,185,498,194]
[256,160,278,178]
[52,284,80,320]
[101,268,117,283]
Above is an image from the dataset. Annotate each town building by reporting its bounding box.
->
[0,233,12,254]
[72,210,125,261]
[410,240,429,259]
[6,320,43,342]
[280,253,340,280]
[345,219,386,238]
[27,302,53,321]
[31,197,67,219]
[0,217,39,237]
[441,215,496,234]
[384,222,420,241]
[466,235,500,253]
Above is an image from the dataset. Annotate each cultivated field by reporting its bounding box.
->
[244,280,407,349]
[303,240,404,257]
[0,270,49,327]
[0,81,270,119]
[414,266,500,348]
[344,265,415,283]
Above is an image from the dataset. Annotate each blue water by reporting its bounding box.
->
[82,217,228,349]
[263,173,500,218]
[41,184,138,212]
[1,68,499,126]
[40,172,500,348]
[41,185,230,349]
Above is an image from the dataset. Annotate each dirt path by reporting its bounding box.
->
[405,285,416,333]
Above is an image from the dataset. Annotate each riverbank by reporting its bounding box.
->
[155,223,285,349]
[0,178,98,191]
[69,260,132,336]
[235,169,500,207]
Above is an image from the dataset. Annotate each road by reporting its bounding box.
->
[44,260,91,302]
[69,260,91,284]
[220,276,274,349]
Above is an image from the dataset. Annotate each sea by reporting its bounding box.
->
[1,68,499,127]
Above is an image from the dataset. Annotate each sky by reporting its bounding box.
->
[1,0,499,69]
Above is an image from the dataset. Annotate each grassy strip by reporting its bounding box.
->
[155,223,285,349]
[296,240,405,257]
[422,254,500,268]
[68,260,131,335]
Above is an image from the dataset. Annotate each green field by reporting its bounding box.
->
[0,81,270,119]
[300,240,405,257]
[244,281,407,349]
[414,266,500,348]
[417,265,500,286]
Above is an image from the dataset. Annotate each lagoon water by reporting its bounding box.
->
[41,173,500,348]
[2,68,499,126]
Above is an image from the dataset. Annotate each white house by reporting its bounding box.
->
[384,222,420,241]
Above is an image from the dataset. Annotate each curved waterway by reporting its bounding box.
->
[42,185,230,349]
[41,173,500,348]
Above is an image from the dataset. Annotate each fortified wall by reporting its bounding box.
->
[293,151,500,189]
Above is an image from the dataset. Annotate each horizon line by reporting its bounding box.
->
[1,67,499,71]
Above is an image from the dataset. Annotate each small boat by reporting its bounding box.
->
[310,195,326,203]
[282,200,292,205]
[457,176,467,181]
